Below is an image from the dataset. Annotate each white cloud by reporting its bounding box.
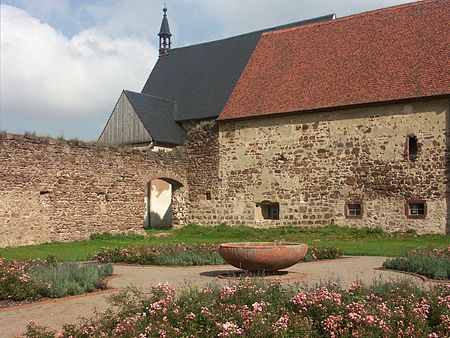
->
[0,4,157,139]
[194,0,414,37]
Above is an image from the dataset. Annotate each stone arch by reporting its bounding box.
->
[147,171,186,190]
[145,171,187,228]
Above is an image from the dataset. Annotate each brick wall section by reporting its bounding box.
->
[218,98,449,234]
[0,134,187,247]
[184,120,222,225]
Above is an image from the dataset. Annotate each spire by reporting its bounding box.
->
[158,7,172,56]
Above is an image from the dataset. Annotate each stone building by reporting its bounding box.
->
[216,0,450,234]
[99,0,449,234]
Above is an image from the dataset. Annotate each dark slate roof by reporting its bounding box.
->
[124,90,186,145]
[142,14,335,121]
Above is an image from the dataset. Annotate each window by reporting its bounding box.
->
[345,202,363,219]
[406,200,427,219]
[256,201,280,220]
[205,192,212,201]
[407,135,418,160]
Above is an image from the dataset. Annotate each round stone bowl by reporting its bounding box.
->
[218,242,308,272]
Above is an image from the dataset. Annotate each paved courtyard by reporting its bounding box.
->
[0,256,430,337]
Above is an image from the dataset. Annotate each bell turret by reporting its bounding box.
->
[158,7,172,56]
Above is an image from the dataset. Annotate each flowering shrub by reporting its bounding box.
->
[0,257,112,301]
[304,246,343,261]
[23,279,450,337]
[383,246,450,280]
[0,257,48,301]
[94,244,342,266]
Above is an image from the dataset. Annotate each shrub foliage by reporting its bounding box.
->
[0,257,113,301]
[23,280,450,337]
[383,246,450,280]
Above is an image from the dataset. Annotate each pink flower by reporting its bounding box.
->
[251,301,265,312]
[185,312,196,320]
[273,315,289,333]
[220,285,237,299]
[217,321,243,337]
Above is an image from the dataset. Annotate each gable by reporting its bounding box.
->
[99,92,152,145]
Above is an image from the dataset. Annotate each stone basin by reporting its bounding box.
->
[218,242,308,272]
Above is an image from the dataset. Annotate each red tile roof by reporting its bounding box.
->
[218,0,450,121]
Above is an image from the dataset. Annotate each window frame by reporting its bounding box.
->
[405,199,427,219]
[345,201,363,219]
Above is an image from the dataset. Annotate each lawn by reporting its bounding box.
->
[0,224,448,261]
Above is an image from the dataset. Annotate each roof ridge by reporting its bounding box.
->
[124,90,175,104]
[169,14,335,52]
[263,0,440,36]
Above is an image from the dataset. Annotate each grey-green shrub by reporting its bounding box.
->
[383,253,450,280]
[30,262,113,298]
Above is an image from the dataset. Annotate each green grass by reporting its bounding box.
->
[0,224,448,261]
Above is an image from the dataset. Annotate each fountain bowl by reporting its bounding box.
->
[218,242,308,272]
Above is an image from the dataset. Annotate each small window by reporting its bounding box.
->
[345,202,363,219]
[205,192,212,201]
[407,135,418,160]
[406,200,427,219]
[256,201,280,220]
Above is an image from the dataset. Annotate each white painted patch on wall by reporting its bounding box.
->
[148,179,172,228]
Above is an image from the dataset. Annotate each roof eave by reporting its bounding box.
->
[217,94,450,123]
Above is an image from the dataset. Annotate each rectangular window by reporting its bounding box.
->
[345,202,363,219]
[406,200,427,219]
[407,135,418,161]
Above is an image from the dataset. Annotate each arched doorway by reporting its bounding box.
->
[145,175,185,228]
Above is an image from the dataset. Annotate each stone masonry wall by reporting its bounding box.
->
[184,120,222,226]
[218,98,449,234]
[0,134,187,247]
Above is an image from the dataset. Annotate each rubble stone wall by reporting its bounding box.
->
[185,121,222,226]
[218,98,449,234]
[0,135,187,247]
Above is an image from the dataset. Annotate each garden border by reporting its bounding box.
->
[374,267,449,284]
[0,274,120,313]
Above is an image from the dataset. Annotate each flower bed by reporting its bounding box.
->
[93,244,342,266]
[94,244,224,266]
[0,257,113,303]
[383,246,450,280]
[23,279,450,337]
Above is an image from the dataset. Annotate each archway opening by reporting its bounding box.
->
[145,177,184,228]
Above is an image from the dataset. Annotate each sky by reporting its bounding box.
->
[1,0,414,141]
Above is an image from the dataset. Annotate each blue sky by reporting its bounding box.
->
[1,0,413,140]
